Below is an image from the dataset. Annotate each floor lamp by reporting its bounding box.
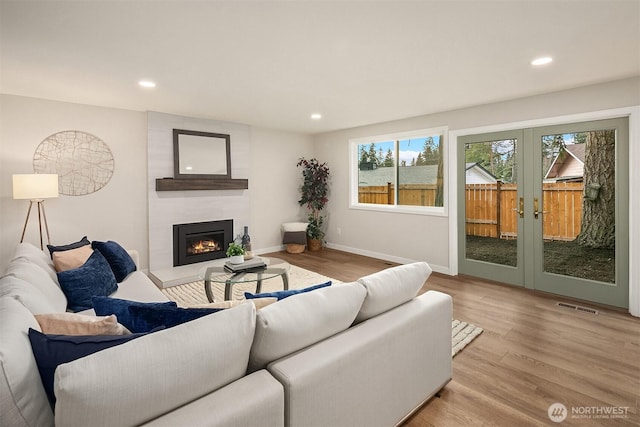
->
[12,174,59,250]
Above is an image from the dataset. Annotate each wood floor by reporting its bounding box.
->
[265,248,640,426]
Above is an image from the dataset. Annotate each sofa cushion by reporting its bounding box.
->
[0,275,58,314]
[93,297,177,331]
[106,271,169,306]
[126,305,224,333]
[244,281,331,301]
[29,328,154,408]
[54,302,257,427]
[47,236,90,258]
[248,282,366,372]
[57,250,118,312]
[0,298,54,427]
[11,242,57,282]
[355,262,432,323]
[5,257,68,312]
[52,244,93,272]
[35,312,130,336]
[91,240,137,282]
[281,222,309,232]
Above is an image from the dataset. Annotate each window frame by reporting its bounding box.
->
[349,126,448,216]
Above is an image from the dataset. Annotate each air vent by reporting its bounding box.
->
[557,302,598,315]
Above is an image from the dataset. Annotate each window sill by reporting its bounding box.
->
[349,203,447,217]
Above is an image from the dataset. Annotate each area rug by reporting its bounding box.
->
[452,319,483,357]
[161,265,483,357]
[160,264,340,305]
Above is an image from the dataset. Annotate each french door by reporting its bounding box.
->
[458,117,629,308]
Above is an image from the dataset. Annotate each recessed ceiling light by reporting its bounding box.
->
[138,80,156,88]
[310,113,322,120]
[531,57,553,66]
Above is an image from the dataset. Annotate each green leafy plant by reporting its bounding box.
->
[226,242,245,257]
[306,214,324,240]
[297,157,330,241]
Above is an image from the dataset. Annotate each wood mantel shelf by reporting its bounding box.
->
[156,178,248,191]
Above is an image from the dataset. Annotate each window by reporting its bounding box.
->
[350,127,447,215]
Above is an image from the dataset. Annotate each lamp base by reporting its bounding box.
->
[20,199,51,250]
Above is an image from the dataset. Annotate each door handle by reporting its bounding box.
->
[513,197,524,218]
[534,198,540,219]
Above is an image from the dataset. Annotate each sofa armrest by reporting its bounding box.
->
[268,290,452,427]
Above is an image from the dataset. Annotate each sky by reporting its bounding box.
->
[359,136,441,165]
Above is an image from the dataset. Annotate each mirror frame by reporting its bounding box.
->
[173,129,231,180]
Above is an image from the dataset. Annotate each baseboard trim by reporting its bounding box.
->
[325,243,451,275]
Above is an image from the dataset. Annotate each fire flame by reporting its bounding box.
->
[188,240,220,255]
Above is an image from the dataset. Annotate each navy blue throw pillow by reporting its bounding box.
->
[28,328,159,409]
[244,281,331,301]
[57,250,118,312]
[91,240,137,282]
[92,297,177,332]
[126,305,223,333]
[47,236,90,259]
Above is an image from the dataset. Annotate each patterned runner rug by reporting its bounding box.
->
[161,265,483,357]
[452,319,483,357]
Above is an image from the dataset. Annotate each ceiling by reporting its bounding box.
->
[1,1,639,135]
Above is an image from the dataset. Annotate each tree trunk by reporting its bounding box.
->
[575,130,615,249]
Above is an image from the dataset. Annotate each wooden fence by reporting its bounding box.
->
[466,182,583,241]
[359,182,584,241]
[358,183,438,206]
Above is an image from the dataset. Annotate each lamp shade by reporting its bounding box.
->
[12,174,59,200]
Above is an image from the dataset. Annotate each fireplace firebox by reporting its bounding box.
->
[173,220,233,266]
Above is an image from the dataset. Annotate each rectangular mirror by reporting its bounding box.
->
[173,129,231,179]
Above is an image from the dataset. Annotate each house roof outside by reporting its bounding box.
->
[358,165,438,186]
[358,163,498,186]
[544,143,585,180]
[565,144,585,162]
[466,162,498,179]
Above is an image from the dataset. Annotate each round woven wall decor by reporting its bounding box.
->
[33,130,115,196]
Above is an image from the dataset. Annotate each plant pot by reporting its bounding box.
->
[228,255,244,264]
[286,243,305,254]
[307,238,322,252]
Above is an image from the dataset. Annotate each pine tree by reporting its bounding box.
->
[383,148,394,167]
[367,143,378,166]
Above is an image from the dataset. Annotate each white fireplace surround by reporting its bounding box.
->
[147,112,250,286]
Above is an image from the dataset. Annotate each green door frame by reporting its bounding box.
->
[458,117,629,308]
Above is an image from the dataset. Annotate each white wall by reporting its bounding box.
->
[249,127,314,253]
[0,94,148,272]
[315,77,640,275]
[0,95,314,273]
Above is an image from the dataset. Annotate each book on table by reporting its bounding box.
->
[224,257,267,273]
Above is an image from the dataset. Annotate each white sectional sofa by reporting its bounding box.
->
[0,242,452,427]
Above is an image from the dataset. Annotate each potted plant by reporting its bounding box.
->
[226,242,245,264]
[297,157,330,251]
